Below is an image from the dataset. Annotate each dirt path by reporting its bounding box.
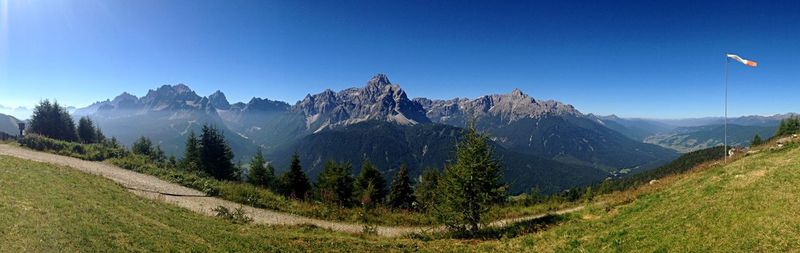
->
[0,143,587,237]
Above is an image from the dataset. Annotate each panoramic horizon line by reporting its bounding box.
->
[1,75,795,120]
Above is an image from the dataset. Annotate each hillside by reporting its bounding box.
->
[3,138,799,251]
[644,124,776,152]
[0,113,21,136]
[269,121,608,194]
[472,140,800,251]
[0,155,425,252]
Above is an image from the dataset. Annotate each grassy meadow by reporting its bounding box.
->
[3,140,799,252]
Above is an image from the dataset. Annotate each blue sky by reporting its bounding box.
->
[1,0,798,119]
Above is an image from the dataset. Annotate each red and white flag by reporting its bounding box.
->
[727,54,758,67]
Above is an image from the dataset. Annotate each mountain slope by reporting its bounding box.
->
[494,140,800,251]
[0,155,421,252]
[418,90,678,171]
[644,124,776,152]
[269,121,608,194]
[73,75,675,192]
[77,85,258,157]
[0,113,21,136]
[587,114,675,141]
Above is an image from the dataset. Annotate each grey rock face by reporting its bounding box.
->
[293,74,430,131]
[243,97,291,113]
[208,90,231,110]
[417,88,581,125]
[139,84,204,111]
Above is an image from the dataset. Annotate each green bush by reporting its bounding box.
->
[212,205,253,224]
[108,154,287,211]
[18,134,127,161]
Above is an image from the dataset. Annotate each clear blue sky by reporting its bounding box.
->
[1,0,798,119]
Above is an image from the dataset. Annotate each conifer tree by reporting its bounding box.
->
[182,131,201,171]
[354,160,387,204]
[95,128,106,143]
[435,124,506,234]
[132,136,154,157]
[388,164,415,210]
[28,100,78,142]
[248,147,273,187]
[77,117,97,144]
[414,168,440,212]
[199,125,235,180]
[282,152,311,200]
[316,160,355,207]
[751,134,763,146]
[153,145,166,162]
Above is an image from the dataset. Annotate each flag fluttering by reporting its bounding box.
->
[726,54,758,67]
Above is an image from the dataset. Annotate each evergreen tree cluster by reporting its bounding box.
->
[751,134,763,146]
[248,147,274,188]
[28,100,78,142]
[180,125,236,180]
[28,100,108,145]
[280,153,311,200]
[776,117,800,137]
[131,136,168,162]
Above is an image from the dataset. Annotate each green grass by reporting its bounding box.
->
[0,155,437,252]
[462,142,800,252]
[5,141,799,251]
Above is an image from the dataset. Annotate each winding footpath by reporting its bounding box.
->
[0,143,586,237]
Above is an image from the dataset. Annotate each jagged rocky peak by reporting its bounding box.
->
[113,92,138,101]
[111,92,142,110]
[140,84,203,111]
[208,90,231,110]
[367,73,391,87]
[243,97,290,113]
[421,88,582,124]
[293,74,430,130]
[511,88,525,97]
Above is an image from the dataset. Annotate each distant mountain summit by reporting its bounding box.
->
[208,90,231,110]
[415,88,581,126]
[294,74,430,132]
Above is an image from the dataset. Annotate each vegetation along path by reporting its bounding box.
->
[0,143,585,237]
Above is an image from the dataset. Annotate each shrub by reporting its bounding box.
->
[212,205,253,224]
[19,134,127,161]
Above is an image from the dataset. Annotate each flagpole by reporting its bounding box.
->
[724,55,729,163]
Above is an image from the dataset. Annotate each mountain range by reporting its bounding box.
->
[68,74,686,193]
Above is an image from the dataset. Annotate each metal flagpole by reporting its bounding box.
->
[724,55,729,163]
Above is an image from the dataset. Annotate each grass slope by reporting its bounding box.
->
[475,142,800,251]
[4,141,799,252]
[0,155,425,252]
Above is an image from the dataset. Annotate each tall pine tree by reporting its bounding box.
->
[435,124,506,234]
[182,130,201,171]
[388,164,415,210]
[77,117,97,144]
[282,152,311,200]
[248,147,274,188]
[199,125,235,180]
[415,168,440,212]
[316,161,355,207]
[354,160,387,204]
